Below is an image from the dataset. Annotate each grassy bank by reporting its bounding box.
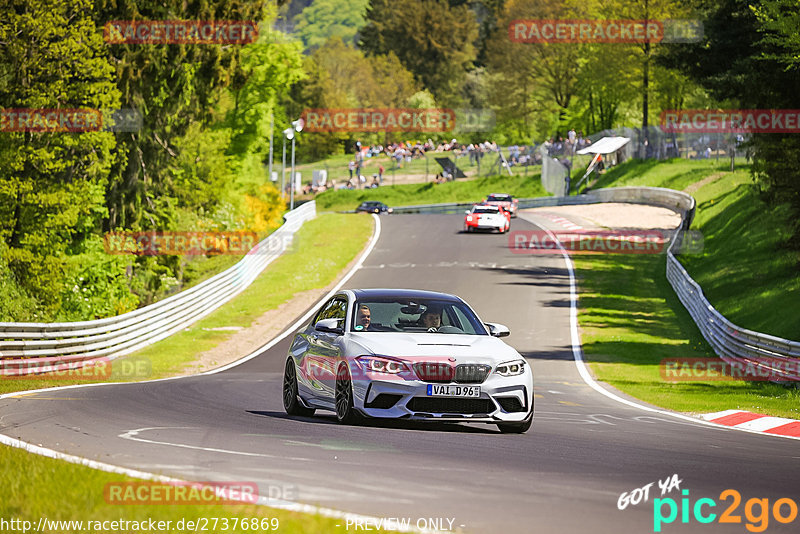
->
[0,213,374,396]
[0,444,353,534]
[575,158,800,419]
[315,172,547,212]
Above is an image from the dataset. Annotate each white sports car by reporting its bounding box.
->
[464,204,510,233]
[282,289,534,433]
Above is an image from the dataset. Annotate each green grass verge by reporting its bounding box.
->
[0,444,357,533]
[0,213,374,396]
[315,172,547,212]
[575,254,800,419]
[576,158,800,419]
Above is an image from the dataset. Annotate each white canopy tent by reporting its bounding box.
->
[574,136,631,193]
[576,136,630,155]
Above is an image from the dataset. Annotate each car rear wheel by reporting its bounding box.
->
[497,410,533,434]
[335,364,362,424]
[283,359,315,417]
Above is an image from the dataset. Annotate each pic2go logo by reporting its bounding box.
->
[654,489,799,533]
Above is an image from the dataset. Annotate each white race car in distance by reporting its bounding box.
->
[283,289,534,433]
[464,204,510,233]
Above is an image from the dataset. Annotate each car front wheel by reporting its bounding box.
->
[335,364,362,424]
[283,359,315,417]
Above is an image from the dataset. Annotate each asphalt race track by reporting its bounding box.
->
[2,213,799,533]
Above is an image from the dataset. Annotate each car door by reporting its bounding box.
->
[303,296,348,404]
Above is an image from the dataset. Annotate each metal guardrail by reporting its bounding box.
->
[0,202,317,375]
[389,196,599,215]
[394,187,800,380]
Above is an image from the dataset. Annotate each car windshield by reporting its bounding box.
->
[488,195,511,201]
[351,297,487,335]
[473,207,498,214]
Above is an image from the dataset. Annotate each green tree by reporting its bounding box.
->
[93,0,271,230]
[293,0,370,50]
[286,39,419,158]
[659,0,800,249]
[0,0,121,317]
[359,0,478,106]
[483,0,586,140]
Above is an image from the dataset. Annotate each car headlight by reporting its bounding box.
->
[495,359,526,376]
[356,356,408,374]
[466,216,473,222]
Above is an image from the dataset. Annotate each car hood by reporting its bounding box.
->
[346,332,521,364]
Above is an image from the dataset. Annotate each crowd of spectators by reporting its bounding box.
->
[541,129,592,157]
[352,138,504,168]
[304,131,597,192]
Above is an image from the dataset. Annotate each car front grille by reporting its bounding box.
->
[454,364,491,384]
[413,362,491,384]
[413,362,454,383]
[407,397,496,415]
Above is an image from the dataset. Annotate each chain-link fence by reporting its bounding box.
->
[585,126,749,163]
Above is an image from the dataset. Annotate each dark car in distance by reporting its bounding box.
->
[356,201,392,214]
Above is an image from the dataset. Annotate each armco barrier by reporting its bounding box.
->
[394,188,799,381]
[0,201,316,375]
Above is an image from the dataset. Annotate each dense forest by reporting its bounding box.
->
[1,0,798,322]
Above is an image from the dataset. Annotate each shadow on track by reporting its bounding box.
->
[247,410,500,434]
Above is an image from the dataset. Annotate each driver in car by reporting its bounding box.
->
[419,306,442,332]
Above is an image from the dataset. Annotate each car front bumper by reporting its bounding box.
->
[351,369,534,423]
[465,219,505,231]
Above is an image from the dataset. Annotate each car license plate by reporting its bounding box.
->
[426,384,480,397]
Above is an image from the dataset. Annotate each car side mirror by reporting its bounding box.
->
[315,318,344,335]
[464,210,470,215]
[484,322,510,337]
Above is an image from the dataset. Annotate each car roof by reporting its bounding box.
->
[350,288,462,302]
[360,201,384,205]
[488,193,512,198]
[473,204,500,211]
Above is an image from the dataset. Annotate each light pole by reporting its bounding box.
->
[268,114,274,184]
[289,118,304,211]
[282,127,293,204]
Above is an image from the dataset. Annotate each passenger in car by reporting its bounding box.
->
[355,305,372,330]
